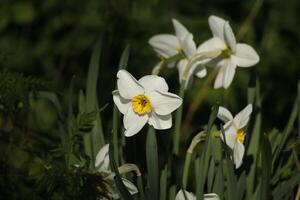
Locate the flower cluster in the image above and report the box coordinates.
[149,15,259,89]
[110,14,258,199]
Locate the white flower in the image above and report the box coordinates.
[95,144,138,199]
[175,189,220,200]
[197,15,260,89]
[113,70,182,137]
[148,19,207,88]
[217,104,253,168]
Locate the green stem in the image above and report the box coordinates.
[112,105,120,165]
[173,81,185,155]
[182,152,192,189]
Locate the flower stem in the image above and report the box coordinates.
[173,81,185,155]
[112,105,120,166]
[182,152,192,189]
[182,131,206,188]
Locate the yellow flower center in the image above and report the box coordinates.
[236,129,245,143]
[131,94,152,115]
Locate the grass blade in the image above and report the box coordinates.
[160,165,168,200]
[86,38,105,165]
[260,134,272,200]
[146,126,159,200]
[196,106,218,200]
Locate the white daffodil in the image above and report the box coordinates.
[175,189,220,200]
[217,104,253,168]
[149,19,207,88]
[94,144,138,199]
[197,15,260,89]
[113,69,182,137]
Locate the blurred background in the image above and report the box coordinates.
[0,0,299,198]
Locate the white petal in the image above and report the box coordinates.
[112,90,131,114]
[123,107,148,137]
[181,33,196,58]
[233,141,245,168]
[117,70,144,99]
[122,178,138,195]
[148,113,172,130]
[224,21,236,52]
[148,91,182,115]
[208,15,226,41]
[195,67,207,78]
[149,34,180,58]
[204,193,220,200]
[138,75,169,93]
[220,123,236,149]
[217,106,233,123]
[95,144,110,171]
[233,43,260,67]
[213,59,236,89]
[233,104,253,128]
[172,18,189,41]
[197,37,227,54]
[175,189,196,200]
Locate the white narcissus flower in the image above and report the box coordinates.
[113,70,182,137]
[197,15,260,89]
[175,189,220,200]
[95,144,138,199]
[217,104,253,168]
[149,19,207,88]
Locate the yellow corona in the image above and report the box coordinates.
[131,94,152,115]
[236,129,245,143]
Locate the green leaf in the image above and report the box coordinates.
[272,173,300,200]
[112,45,130,165]
[160,165,168,200]
[196,106,218,200]
[246,79,262,198]
[260,134,272,200]
[109,142,133,200]
[237,172,246,200]
[146,126,159,200]
[272,92,298,166]
[221,125,237,200]
[118,45,130,70]
[85,38,105,167]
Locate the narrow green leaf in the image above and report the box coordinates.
[86,38,105,163]
[173,81,185,155]
[212,163,224,199]
[113,45,130,165]
[118,45,130,70]
[260,134,272,200]
[169,185,177,200]
[146,126,159,200]
[109,142,133,200]
[272,173,300,200]
[272,96,298,166]
[246,80,262,197]
[207,158,215,192]
[196,106,218,200]
[237,172,246,200]
[221,126,237,200]
[160,165,168,200]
